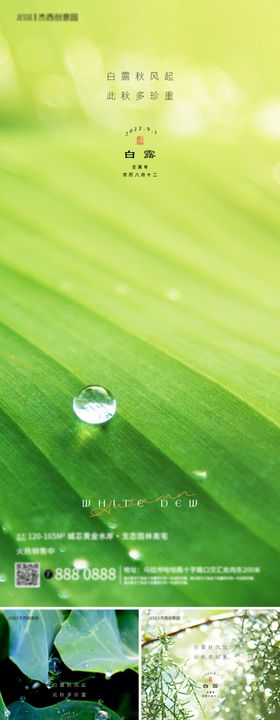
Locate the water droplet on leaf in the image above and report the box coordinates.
[128,548,142,560]
[192,469,208,479]
[49,657,63,675]
[73,386,116,425]
[73,558,89,570]
[165,287,182,301]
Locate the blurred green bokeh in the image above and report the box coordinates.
[1,0,280,133]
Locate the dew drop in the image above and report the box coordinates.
[128,548,142,561]
[105,670,112,680]
[106,521,118,530]
[95,711,109,720]
[246,673,256,684]
[115,283,130,295]
[1,525,10,534]
[49,657,63,675]
[20,696,25,702]
[73,558,89,570]
[165,287,182,301]
[192,469,208,479]
[200,624,209,633]
[0,575,6,583]
[73,385,117,425]
[4,711,10,718]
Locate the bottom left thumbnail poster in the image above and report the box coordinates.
[0,608,139,720]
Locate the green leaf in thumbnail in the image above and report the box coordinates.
[8,701,120,720]
[3,609,63,684]
[55,610,138,675]
[116,610,139,657]
[0,692,10,719]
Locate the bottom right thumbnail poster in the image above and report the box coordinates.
[141,607,280,720]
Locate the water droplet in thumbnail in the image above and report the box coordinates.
[73,386,116,425]
[105,670,112,680]
[49,656,63,675]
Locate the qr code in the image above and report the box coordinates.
[15,562,40,587]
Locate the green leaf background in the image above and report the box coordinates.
[0,1,279,607]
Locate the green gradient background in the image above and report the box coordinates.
[0,1,279,606]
